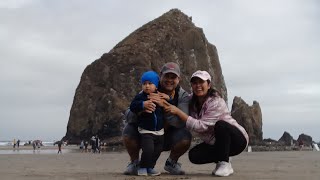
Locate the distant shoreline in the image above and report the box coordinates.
[0,144,315,153]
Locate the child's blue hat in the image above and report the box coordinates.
[141,71,159,88]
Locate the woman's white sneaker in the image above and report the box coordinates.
[214,161,234,177]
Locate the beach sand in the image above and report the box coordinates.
[0,146,319,180]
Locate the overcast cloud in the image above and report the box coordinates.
[0,0,319,142]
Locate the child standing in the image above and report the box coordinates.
[130,71,164,176]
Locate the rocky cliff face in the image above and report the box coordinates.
[231,96,263,145]
[64,9,227,143]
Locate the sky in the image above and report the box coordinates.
[0,0,319,142]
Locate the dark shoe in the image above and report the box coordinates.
[123,160,139,175]
[164,159,185,175]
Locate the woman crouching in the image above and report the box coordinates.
[163,70,249,177]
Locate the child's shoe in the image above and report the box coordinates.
[137,168,148,176]
[147,168,161,176]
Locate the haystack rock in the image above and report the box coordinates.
[63,9,227,143]
[231,96,262,145]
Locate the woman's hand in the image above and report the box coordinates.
[163,101,179,114]
[163,101,189,122]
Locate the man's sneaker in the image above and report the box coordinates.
[123,160,139,175]
[214,161,234,177]
[164,158,185,175]
[137,168,148,176]
[147,168,161,176]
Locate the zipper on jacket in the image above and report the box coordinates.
[153,112,157,131]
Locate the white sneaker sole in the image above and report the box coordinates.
[148,172,161,176]
[215,169,234,177]
[164,166,185,175]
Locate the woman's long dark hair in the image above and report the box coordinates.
[189,81,221,114]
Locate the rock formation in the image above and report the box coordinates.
[253,132,316,151]
[297,133,313,147]
[278,131,294,146]
[63,9,227,143]
[231,96,262,145]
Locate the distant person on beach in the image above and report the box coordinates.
[84,141,89,152]
[123,62,191,175]
[17,139,20,148]
[80,140,84,151]
[90,136,96,153]
[163,70,249,177]
[13,139,16,148]
[129,71,164,176]
[55,141,63,154]
[95,135,101,153]
[32,141,36,151]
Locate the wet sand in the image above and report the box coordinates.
[0,146,319,180]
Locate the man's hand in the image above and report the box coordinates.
[148,93,161,103]
[148,92,170,107]
[157,92,170,101]
[143,100,156,113]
